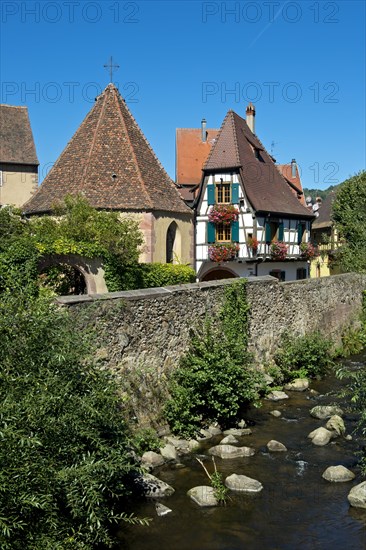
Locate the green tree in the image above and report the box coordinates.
[332,170,366,273]
[165,280,262,437]
[0,290,146,549]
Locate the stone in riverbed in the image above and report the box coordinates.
[238,419,247,428]
[284,378,309,392]
[269,410,282,417]
[155,502,173,516]
[322,465,355,482]
[139,473,175,498]
[208,444,255,459]
[220,435,239,445]
[267,390,289,401]
[310,405,344,420]
[348,481,366,509]
[141,451,165,468]
[267,439,287,452]
[225,473,263,493]
[160,444,178,461]
[223,428,252,436]
[187,486,218,507]
[325,415,345,436]
[207,425,222,436]
[308,427,334,446]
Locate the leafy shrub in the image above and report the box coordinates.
[274,331,335,381]
[0,291,146,549]
[165,280,263,438]
[104,262,196,292]
[131,428,162,456]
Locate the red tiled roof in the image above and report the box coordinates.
[24,84,190,215]
[203,110,314,219]
[277,163,306,206]
[0,104,39,165]
[176,128,218,185]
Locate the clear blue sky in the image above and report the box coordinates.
[1,0,365,188]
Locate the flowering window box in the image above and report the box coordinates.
[208,204,239,225]
[208,243,240,263]
[299,242,318,260]
[270,241,288,261]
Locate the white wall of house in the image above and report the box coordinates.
[196,171,311,281]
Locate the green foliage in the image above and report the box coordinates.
[131,428,162,456]
[336,361,366,475]
[196,457,228,504]
[274,332,335,381]
[0,290,146,549]
[332,170,366,273]
[0,207,40,295]
[165,280,262,438]
[303,185,339,203]
[104,262,196,292]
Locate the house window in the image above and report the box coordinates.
[216,223,231,242]
[216,183,231,204]
[296,268,307,280]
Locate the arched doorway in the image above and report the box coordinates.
[39,264,87,295]
[200,268,238,282]
[166,222,181,263]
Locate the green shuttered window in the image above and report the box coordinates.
[278,222,284,241]
[231,220,239,242]
[265,222,272,244]
[207,184,215,205]
[231,183,239,204]
[207,222,216,243]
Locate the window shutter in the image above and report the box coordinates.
[265,222,271,244]
[207,222,215,243]
[231,220,239,242]
[207,184,215,205]
[232,183,239,204]
[278,222,284,241]
[297,223,304,244]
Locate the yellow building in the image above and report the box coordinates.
[310,192,341,277]
[0,104,38,207]
[23,84,193,266]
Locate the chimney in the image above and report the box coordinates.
[246,103,256,134]
[291,158,297,178]
[201,118,207,142]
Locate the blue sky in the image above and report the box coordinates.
[1,0,365,188]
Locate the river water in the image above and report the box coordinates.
[119,353,366,550]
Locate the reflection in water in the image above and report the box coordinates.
[119,353,366,550]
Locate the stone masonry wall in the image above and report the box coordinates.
[58,273,366,371]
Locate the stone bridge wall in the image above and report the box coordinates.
[58,273,366,371]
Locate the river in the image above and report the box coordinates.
[119,352,366,550]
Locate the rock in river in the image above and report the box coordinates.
[225,474,263,493]
[267,390,289,401]
[155,502,173,516]
[139,473,175,498]
[284,378,309,392]
[220,435,239,445]
[141,451,165,469]
[310,405,344,420]
[267,439,287,452]
[348,481,366,509]
[187,486,218,507]
[322,465,355,482]
[308,427,334,446]
[208,444,255,459]
[325,415,346,436]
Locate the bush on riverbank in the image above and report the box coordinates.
[273,331,335,381]
[0,290,146,549]
[164,280,263,438]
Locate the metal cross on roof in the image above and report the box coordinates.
[104,56,120,83]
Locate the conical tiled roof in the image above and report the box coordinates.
[24,84,190,214]
[204,110,313,219]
